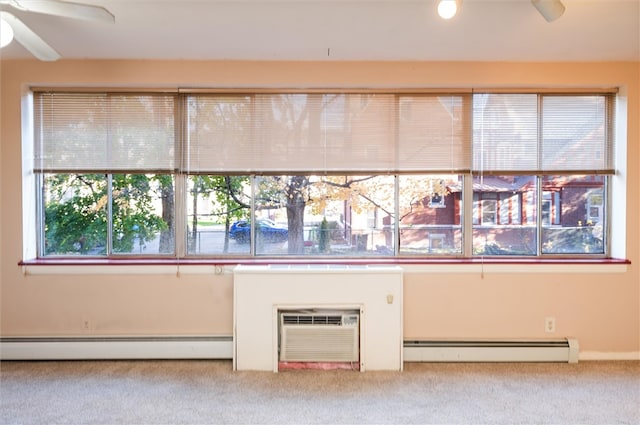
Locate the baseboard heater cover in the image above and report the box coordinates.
[0,336,233,360]
[404,339,579,363]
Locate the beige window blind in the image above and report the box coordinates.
[185,92,471,174]
[34,92,177,173]
[34,90,613,176]
[472,93,615,175]
[398,94,471,173]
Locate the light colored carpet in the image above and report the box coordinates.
[1,360,638,424]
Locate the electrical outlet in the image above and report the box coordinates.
[545,317,556,333]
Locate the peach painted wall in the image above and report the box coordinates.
[1,60,638,356]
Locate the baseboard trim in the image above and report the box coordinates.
[0,336,234,360]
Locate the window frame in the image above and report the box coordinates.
[30,89,617,261]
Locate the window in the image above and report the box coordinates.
[253,174,397,256]
[427,180,447,208]
[187,175,250,256]
[541,192,554,225]
[35,93,176,257]
[482,199,497,224]
[541,175,606,254]
[473,176,537,255]
[471,93,614,256]
[399,174,462,255]
[42,174,176,256]
[31,90,615,259]
[429,194,445,208]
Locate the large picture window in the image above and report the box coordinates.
[32,90,615,259]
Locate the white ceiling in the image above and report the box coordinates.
[1,0,639,62]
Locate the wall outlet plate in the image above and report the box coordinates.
[545,317,556,333]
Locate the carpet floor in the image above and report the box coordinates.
[1,360,638,424]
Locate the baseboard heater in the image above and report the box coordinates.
[0,336,233,360]
[2,337,577,363]
[404,339,579,363]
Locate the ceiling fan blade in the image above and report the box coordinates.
[0,11,60,61]
[6,0,114,23]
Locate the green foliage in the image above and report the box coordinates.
[318,217,330,253]
[212,176,250,222]
[44,173,168,255]
[111,174,167,253]
[190,175,250,223]
[44,174,107,255]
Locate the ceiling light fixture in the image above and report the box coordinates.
[437,0,461,20]
[0,17,13,48]
[531,0,565,22]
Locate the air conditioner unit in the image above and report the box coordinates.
[279,310,360,363]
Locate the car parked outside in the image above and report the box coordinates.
[229,219,288,244]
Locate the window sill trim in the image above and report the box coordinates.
[18,258,630,275]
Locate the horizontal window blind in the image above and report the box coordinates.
[34,92,177,173]
[33,90,614,176]
[540,95,613,173]
[184,94,253,173]
[472,93,614,175]
[473,93,538,173]
[185,93,471,174]
[399,94,471,173]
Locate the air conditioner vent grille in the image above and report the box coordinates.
[282,328,358,361]
[279,311,360,363]
[282,314,343,326]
